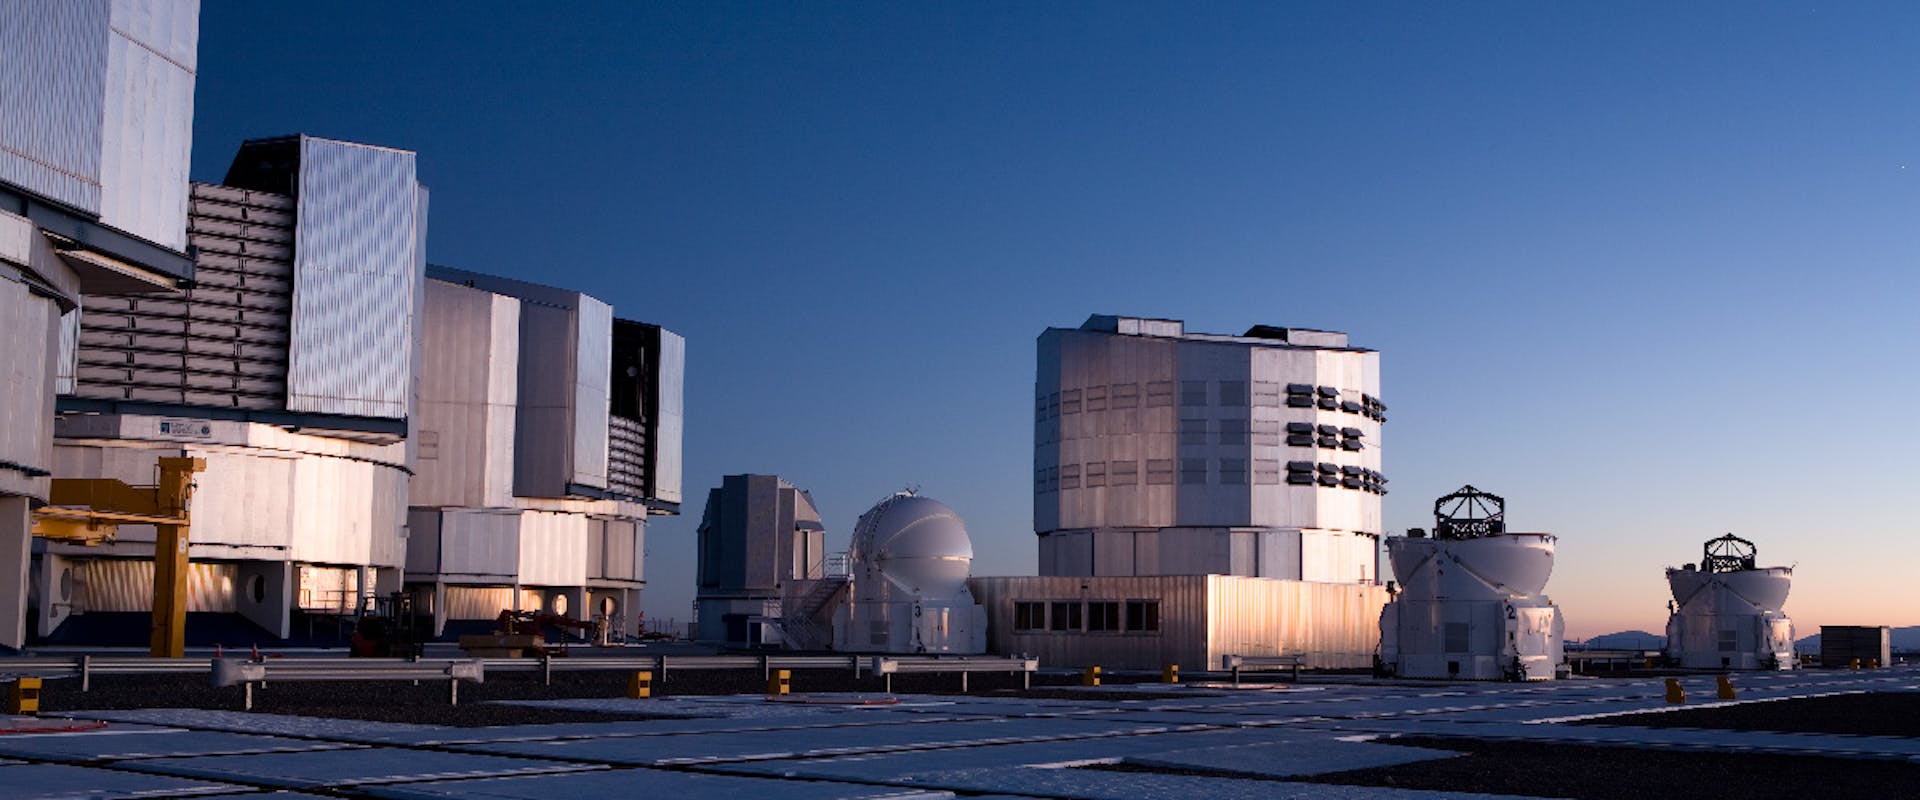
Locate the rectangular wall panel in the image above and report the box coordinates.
[285,137,422,419]
[96,0,197,252]
[649,329,684,505]
[569,295,612,490]
[0,1,109,213]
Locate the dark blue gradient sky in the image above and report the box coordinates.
[189,1,1920,637]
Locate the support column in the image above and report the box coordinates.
[150,523,188,657]
[431,582,447,638]
[0,497,31,651]
[567,586,589,641]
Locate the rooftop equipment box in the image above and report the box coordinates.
[1819,625,1891,668]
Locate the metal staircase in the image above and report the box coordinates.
[778,554,850,651]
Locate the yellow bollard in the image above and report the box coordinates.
[1850,658,1861,671]
[1664,678,1686,705]
[6,677,41,715]
[627,670,652,699]
[1716,675,1736,700]
[767,669,790,696]
[1869,659,1880,669]
[1082,666,1101,687]
[1162,664,1179,684]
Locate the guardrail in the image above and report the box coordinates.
[1222,654,1305,684]
[212,657,484,710]
[873,656,1040,692]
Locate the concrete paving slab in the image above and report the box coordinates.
[462,717,1193,765]
[1124,738,1460,777]
[362,768,955,800]
[366,713,972,745]
[708,728,1309,780]
[0,729,357,761]
[0,762,242,799]
[124,747,599,788]
[64,709,439,741]
[866,764,1551,800]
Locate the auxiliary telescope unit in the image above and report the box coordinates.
[1377,485,1565,681]
[1664,534,1795,670]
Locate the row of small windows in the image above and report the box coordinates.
[1012,600,1161,633]
[1286,461,1388,494]
[1036,383,1386,422]
[1174,419,1365,451]
[1037,460,1387,491]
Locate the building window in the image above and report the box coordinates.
[1252,419,1281,446]
[1110,460,1138,485]
[1179,418,1208,445]
[1217,418,1247,446]
[1146,459,1175,485]
[1111,383,1140,409]
[1718,628,1738,652]
[1014,601,1047,631]
[1146,381,1174,407]
[1050,601,1082,631]
[1060,388,1081,415]
[1047,392,1061,418]
[1253,459,1280,484]
[1252,381,1280,406]
[1126,600,1161,631]
[1180,458,1208,485]
[1087,601,1121,632]
[1218,380,1247,406]
[1035,396,1048,422]
[1084,385,1107,411]
[1180,380,1208,406]
[1084,462,1107,488]
[1059,464,1080,490]
[1219,458,1247,485]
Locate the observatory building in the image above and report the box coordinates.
[1,1,202,650]
[404,268,683,640]
[692,475,832,648]
[39,135,428,644]
[1378,486,1565,681]
[1664,534,1795,670]
[970,316,1390,670]
[833,492,987,654]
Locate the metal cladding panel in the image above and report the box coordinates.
[517,510,589,586]
[286,452,407,568]
[435,509,522,579]
[285,137,423,419]
[0,0,108,212]
[570,295,612,490]
[444,585,517,620]
[180,449,295,548]
[414,280,520,508]
[96,0,197,251]
[593,518,640,581]
[78,559,235,613]
[1173,340,1252,527]
[1042,330,1178,533]
[511,303,577,499]
[0,276,60,499]
[404,508,440,574]
[650,328,684,505]
[1204,574,1387,669]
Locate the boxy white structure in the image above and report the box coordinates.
[38,135,427,643]
[1,0,203,650]
[405,269,683,639]
[1378,486,1565,681]
[1664,534,1795,670]
[692,474,831,649]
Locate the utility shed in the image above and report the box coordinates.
[967,575,1386,670]
[1820,625,1891,668]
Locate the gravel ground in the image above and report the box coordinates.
[31,666,1203,726]
[1577,691,1920,737]
[1095,737,1920,799]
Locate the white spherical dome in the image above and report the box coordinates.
[851,492,974,595]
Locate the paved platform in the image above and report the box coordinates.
[4,666,1914,799]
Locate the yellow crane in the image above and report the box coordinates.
[30,457,205,657]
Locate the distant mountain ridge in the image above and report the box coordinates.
[1574,630,1665,650]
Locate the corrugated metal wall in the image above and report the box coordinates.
[430,508,520,581]
[967,575,1385,670]
[79,559,235,613]
[0,271,60,500]
[570,295,612,490]
[0,1,109,214]
[73,183,293,408]
[650,329,684,505]
[285,137,423,419]
[517,510,588,586]
[1205,575,1386,669]
[96,0,197,252]
[414,279,519,509]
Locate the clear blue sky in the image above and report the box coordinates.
[191,2,1920,639]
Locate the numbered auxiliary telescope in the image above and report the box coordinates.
[1378,486,1565,681]
[1664,534,1795,670]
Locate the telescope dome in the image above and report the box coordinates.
[850,492,974,595]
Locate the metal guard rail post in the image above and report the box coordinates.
[211,658,484,710]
